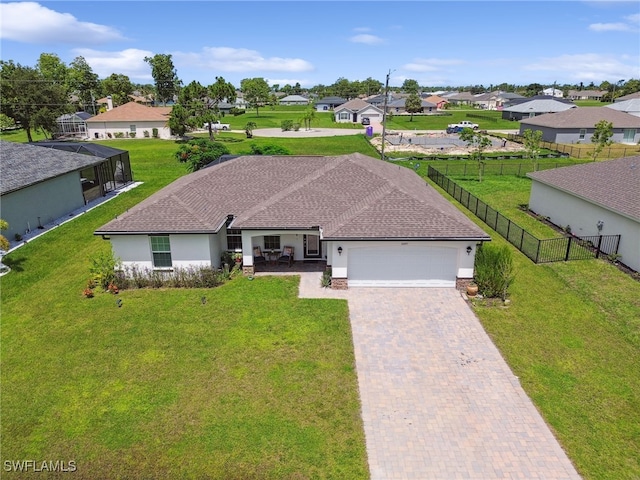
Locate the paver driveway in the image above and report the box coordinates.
[298,275,581,479]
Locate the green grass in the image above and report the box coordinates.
[384,109,517,130]
[0,134,372,478]
[426,175,640,480]
[447,175,562,239]
[220,110,356,130]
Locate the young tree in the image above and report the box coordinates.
[144,53,180,106]
[241,77,270,116]
[404,93,422,121]
[591,120,613,161]
[459,128,492,182]
[299,106,316,131]
[68,56,100,112]
[244,121,257,138]
[101,73,134,106]
[522,129,543,171]
[167,103,190,137]
[174,138,230,172]
[0,61,69,142]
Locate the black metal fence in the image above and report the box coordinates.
[434,162,573,177]
[507,133,640,159]
[428,166,621,264]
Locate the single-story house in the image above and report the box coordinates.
[95,153,490,288]
[86,102,172,139]
[278,95,309,106]
[55,112,92,138]
[519,107,640,144]
[315,96,347,111]
[333,99,384,123]
[422,95,448,110]
[1,141,133,240]
[527,156,640,272]
[606,98,640,117]
[472,91,526,110]
[541,87,563,98]
[365,94,400,108]
[445,91,476,105]
[501,98,576,121]
[567,90,607,101]
[385,97,436,114]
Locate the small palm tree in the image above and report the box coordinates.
[245,121,257,138]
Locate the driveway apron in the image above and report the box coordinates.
[301,279,581,479]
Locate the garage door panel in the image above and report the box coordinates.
[348,246,457,287]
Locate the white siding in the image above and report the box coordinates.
[529,181,640,272]
[87,121,171,140]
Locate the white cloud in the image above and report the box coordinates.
[349,34,384,45]
[0,2,124,44]
[589,12,640,32]
[73,48,153,80]
[524,53,640,81]
[173,47,314,73]
[403,58,465,72]
[589,22,631,32]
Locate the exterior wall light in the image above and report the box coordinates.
[466,246,472,255]
[337,246,343,256]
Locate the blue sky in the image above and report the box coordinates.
[1,1,639,89]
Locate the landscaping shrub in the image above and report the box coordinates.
[281,119,293,131]
[152,128,158,138]
[474,243,515,300]
[113,264,239,290]
[248,143,291,155]
[89,251,120,291]
[174,138,230,172]
[230,107,245,116]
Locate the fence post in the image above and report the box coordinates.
[595,235,602,259]
[564,236,573,261]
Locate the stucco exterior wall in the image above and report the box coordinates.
[1,172,85,239]
[520,125,639,144]
[87,121,171,140]
[529,181,640,271]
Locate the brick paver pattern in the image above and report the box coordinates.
[298,273,581,480]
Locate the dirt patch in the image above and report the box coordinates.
[372,132,523,156]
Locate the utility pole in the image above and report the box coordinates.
[380,69,391,161]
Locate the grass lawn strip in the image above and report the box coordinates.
[426,174,640,480]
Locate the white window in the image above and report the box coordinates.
[339,112,349,120]
[150,236,172,268]
[130,124,136,133]
[226,229,242,250]
[579,129,586,140]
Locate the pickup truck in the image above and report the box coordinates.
[446,120,479,133]
[203,121,230,130]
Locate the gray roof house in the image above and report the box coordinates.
[606,98,640,117]
[1,141,132,240]
[95,153,490,288]
[501,98,576,121]
[527,156,640,272]
[385,98,437,114]
[315,96,347,111]
[519,107,640,144]
[333,99,384,123]
[278,95,309,105]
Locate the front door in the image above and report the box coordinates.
[304,234,321,258]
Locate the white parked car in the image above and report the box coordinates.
[203,121,230,130]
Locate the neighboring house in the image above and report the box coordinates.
[615,91,640,102]
[606,98,640,117]
[86,102,172,139]
[527,156,640,272]
[445,91,476,105]
[55,112,92,138]
[502,98,576,121]
[278,95,309,105]
[385,98,436,114]
[334,99,384,123]
[1,141,133,240]
[541,87,563,97]
[315,96,347,111]
[95,153,490,288]
[519,107,640,144]
[567,90,607,101]
[128,94,154,106]
[422,95,448,110]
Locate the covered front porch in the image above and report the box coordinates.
[251,259,328,276]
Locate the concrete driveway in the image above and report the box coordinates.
[298,274,581,479]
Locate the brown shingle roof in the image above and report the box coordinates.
[96,153,489,241]
[527,156,640,221]
[86,102,170,122]
[334,98,382,113]
[520,106,640,128]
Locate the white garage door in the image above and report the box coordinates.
[348,246,458,287]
